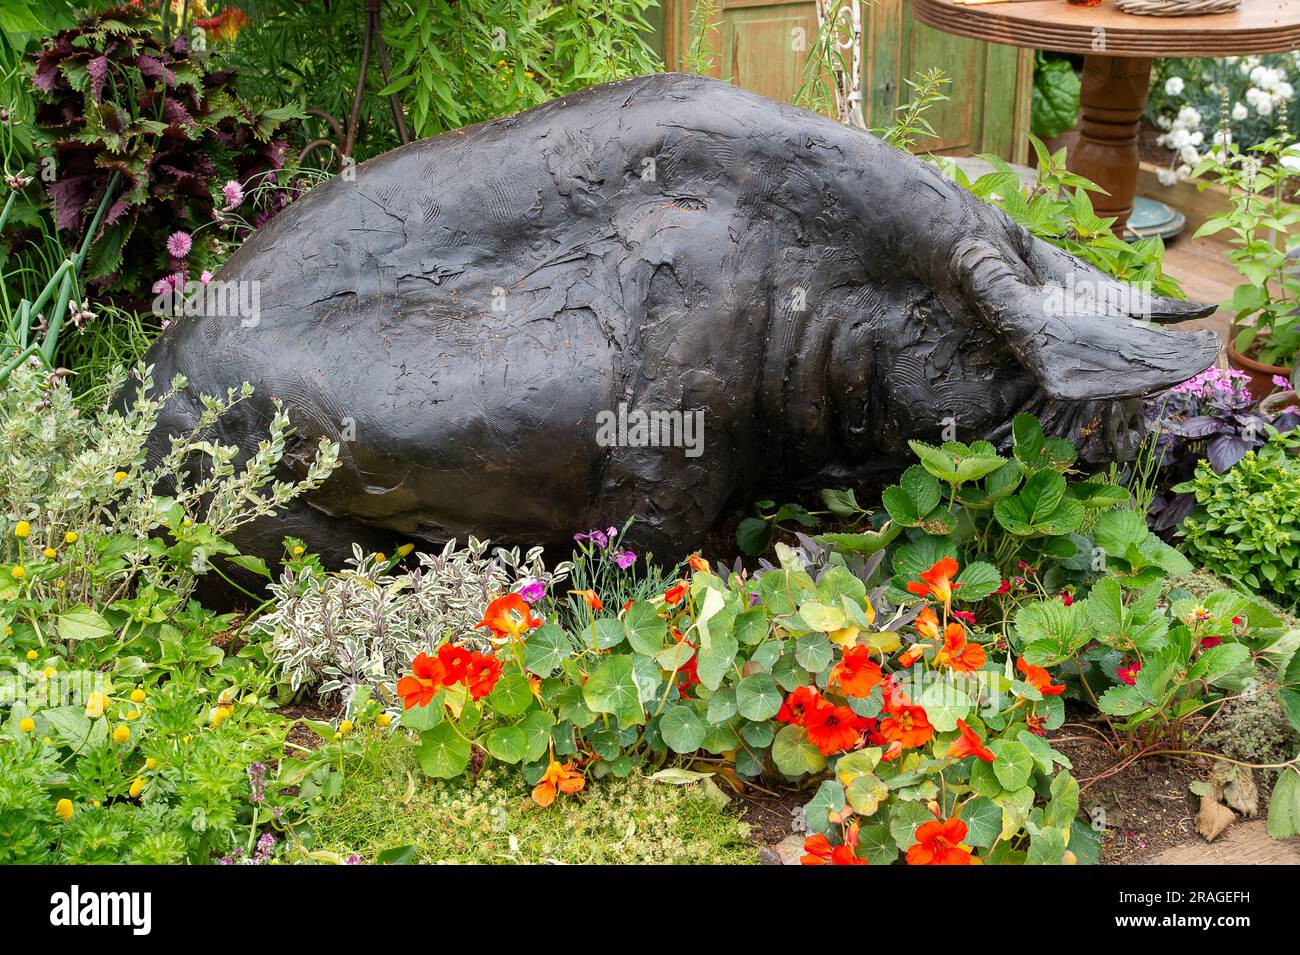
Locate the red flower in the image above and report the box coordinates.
[1017,658,1065,696]
[777,685,822,725]
[945,718,995,762]
[935,623,986,673]
[1061,592,1074,607]
[437,642,473,684]
[800,833,867,865]
[907,557,961,605]
[1201,636,1223,649]
[663,581,688,606]
[830,645,883,697]
[475,593,543,640]
[196,6,248,42]
[622,599,634,613]
[465,652,504,700]
[878,700,934,749]
[804,703,870,756]
[396,652,446,710]
[906,817,973,865]
[570,589,603,612]
[951,609,977,626]
[914,605,940,641]
[1115,661,1141,686]
[995,580,1012,595]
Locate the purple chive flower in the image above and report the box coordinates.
[222,179,245,210]
[613,549,636,569]
[166,231,193,258]
[345,854,362,865]
[254,832,276,862]
[516,577,546,604]
[1273,374,1293,391]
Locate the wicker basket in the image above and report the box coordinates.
[1114,0,1240,16]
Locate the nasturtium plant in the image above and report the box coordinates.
[394,542,1090,864]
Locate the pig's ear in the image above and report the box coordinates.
[954,240,1220,401]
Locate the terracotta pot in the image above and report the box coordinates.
[1226,326,1294,402]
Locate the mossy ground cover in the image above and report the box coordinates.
[299,732,759,865]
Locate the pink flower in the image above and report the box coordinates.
[222,179,244,210]
[200,270,213,285]
[167,231,193,258]
[1273,374,1293,391]
[952,609,976,626]
[1116,661,1141,686]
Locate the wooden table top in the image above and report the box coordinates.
[910,0,1300,56]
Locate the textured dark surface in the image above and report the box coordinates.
[140,72,1220,575]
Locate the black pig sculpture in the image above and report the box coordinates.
[139,72,1219,575]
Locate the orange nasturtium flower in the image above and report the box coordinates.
[804,702,871,756]
[933,623,986,673]
[800,833,867,866]
[687,554,709,573]
[914,605,941,641]
[878,700,934,749]
[897,644,926,667]
[465,652,504,700]
[906,816,975,865]
[907,556,962,606]
[663,581,688,606]
[570,589,603,612]
[397,652,447,709]
[830,645,883,697]
[945,718,995,763]
[437,642,473,684]
[531,760,585,807]
[1017,658,1066,696]
[475,593,543,640]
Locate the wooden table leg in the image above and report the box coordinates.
[1067,54,1153,235]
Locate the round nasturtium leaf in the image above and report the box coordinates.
[736,673,782,721]
[660,704,706,754]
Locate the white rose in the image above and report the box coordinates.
[1164,76,1185,96]
[1257,97,1275,117]
[1179,145,1200,166]
[1281,146,1300,172]
[1276,81,1294,101]
[1177,164,1193,180]
[1246,87,1263,106]
[1232,102,1249,121]
[1157,167,1177,187]
[1169,129,1192,150]
[1188,130,1204,146]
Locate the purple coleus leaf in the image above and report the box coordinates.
[1165,415,1224,439]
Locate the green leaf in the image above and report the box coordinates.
[586,618,626,651]
[695,631,738,691]
[953,560,1001,602]
[1015,598,1093,667]
[524,623,571,678]
[583,655,645,728]
[1030,57,1080,140]
[1097,683,1147,716]
[856,823,899,864]
[989,739,1034,791]
[660,704,707,754]
[804,779,847,834]
[736,673,782,721]
[483,726,527,763]
[1026,826,1068,865]
[917,681,971,732]
[488,673,534,718]
[1266,767,1300,839]
[57,606,114,643]
[771,723,825,777]
[519,710,556,762]
[994,469,1085,536]
[795,633,834,673]
[416,723,470,779]
[889,800,934,850]
[960,796,1002,848]
[624,601,667,655]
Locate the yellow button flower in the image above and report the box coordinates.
[376,713,392,728]
[374,552,386,562]
[42,666,57,679]
[10,565,24,579]
[291,545,305,556]
[129,778,145,798]
[43,547,56,559]
[113,470,127,483]
[145,757,158,770]
[84,691,107,718]
[55,798,74,821]
[396,542,414,557]
[65,531,78,543]
[126,710,140,720]
[130,688,146,703]
[112,724,130,744]
[14,520,30,538]
[210,707,230,728]
[25,648,36,659]
[19,717,35,734]
[338,719,354,736]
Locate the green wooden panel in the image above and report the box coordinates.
[664,0,1030,162]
